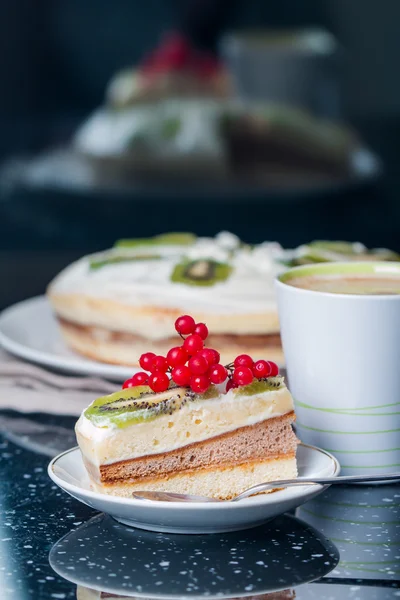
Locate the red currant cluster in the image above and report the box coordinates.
[122,315,279,395]
[140,33,220,79]
[225,355,279,392]
[123,315,226,394]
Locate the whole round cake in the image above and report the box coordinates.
[47,232,285,366]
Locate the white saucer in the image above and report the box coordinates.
[48,443,340,534]
[0,296,136,381]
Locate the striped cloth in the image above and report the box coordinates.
[0,347,115,417]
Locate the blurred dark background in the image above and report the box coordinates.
[1,0,399,155]
[0,0,399,306]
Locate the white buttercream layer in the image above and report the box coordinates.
[49,233,285,327]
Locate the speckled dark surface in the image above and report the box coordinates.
[49,512,339,596]
[1,414,400,600]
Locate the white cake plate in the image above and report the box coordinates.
[0,296,137,381]
[48,443,340,534]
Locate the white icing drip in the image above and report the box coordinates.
[50,233,286,315]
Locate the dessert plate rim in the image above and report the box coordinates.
[48,443,340,514]
[0,295,139,381]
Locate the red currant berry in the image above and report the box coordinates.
[190,375,210,394]
[148,372,170,393]
[130,371,149,386]
[266,361,279,377]
[139,352,156,371]
[171,365,191,386]
[234,354,254,369]
[150,355,169,373]
[252,359,272,378]
[198,347,220,366]
[183,334,204,356]
[233,366,254,387]
[175,315,196,336]
[225,378,238,392]
[166,346,188,368]
[209,364,228,384]
[158,33,190,69]
[194,322,208,340]
[195,55,220,78]
[122,377,136,389]
[188,354,209,375]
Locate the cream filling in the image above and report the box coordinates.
[90,457,298,499]
[75,386,294,467]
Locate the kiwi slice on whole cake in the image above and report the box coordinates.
[89,254,162,270]
[368,248,400,261]
[234,376,284,397]
[171,259,233,287]
[160,117,181,140]
[304,241,400,263]
[309,241,357,255]
[115,233,196,249]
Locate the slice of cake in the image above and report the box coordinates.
[47,232,284,367]
[74,31,357,182]
[75,314,299,500]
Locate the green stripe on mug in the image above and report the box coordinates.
[296,422,400,434]
[324,447,400,454]
[278,260,400,283]
[295,398,400,416]
[341,463,400,469]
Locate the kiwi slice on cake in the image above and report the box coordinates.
[85,384,219,428]
[234,376,284,397]
[309,241,357,255]
[300,241,400,264]
[115,233,196,249]
[160,117,181,140]
[85,386,192,428]
[89,253,162,270]
[367,248,400,261]
[171,259,233,287]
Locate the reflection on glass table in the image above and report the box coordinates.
[2,419,400,600]
[49,512,338,597]
[76,588,295,599]
[296,483,400,598]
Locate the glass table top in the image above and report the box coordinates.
[0,413,399,600]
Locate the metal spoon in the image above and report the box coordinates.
[132,472,400,503]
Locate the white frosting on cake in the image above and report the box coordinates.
[75,99,227,161]
[49,232,286,316]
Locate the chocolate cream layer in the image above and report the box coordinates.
[89,413,297,484]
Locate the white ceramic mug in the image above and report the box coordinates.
[220,28,341,118]
[276,262,400,475]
